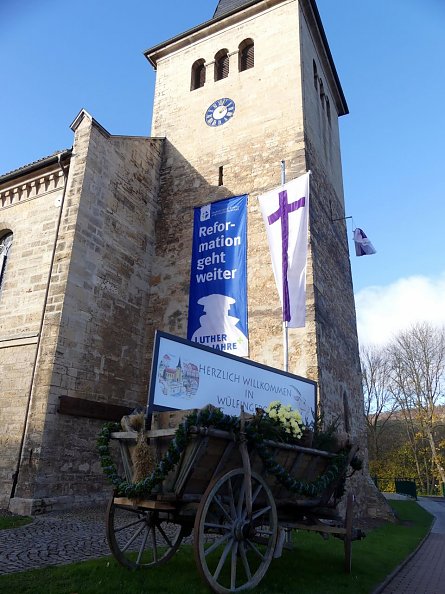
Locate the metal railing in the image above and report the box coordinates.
[373,476,417,499]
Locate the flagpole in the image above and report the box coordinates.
[280,160,289,372]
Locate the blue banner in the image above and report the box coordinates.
[187,195,248,356]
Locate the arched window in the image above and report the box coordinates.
[191,59,206,91]
[214,49,229,81]
[313,60,318,90]
[326,96,331,124]
[319,79,325,109]
[0,231,13,293]
[238,39,254,72]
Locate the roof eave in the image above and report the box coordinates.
[308,0,348,115]
[0,150,72,185]
[144,0,273,69]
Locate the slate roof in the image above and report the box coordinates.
[145,0,260,61]
[213,0,254,19]
[0,149,72,184]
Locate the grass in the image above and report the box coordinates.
[0,501,432,594]
[0,515,33,530]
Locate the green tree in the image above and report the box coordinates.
[387,323,445,492]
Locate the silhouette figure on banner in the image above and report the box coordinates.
[191,294,248,355]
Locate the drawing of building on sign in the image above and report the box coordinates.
[158,354,200,397]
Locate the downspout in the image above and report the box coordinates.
[10,151,71,499]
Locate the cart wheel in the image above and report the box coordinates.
[194,469,278,593]
[344,492,354,573]
[106,495,184,569]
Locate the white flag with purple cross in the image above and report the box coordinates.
[258,172,310,328]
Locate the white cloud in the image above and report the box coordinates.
[355,274,445,346]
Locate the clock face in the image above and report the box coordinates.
[205,98,235,127]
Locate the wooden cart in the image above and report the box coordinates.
[105,409,363,593]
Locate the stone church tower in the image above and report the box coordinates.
[145,0,381,514]
[146,0,363,444]
[0,0,385,516]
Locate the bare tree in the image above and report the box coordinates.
[388,323,445,489]
[388,380,427,489]
[361,344,397,461]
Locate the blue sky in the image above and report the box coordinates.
[2,0,444,345]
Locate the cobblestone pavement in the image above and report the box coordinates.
[377,497,445,594]
[0,504,110,575]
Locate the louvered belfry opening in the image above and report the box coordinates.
[313,60,318,90]
[215,50,229,81]
[0,231,13,291]
[239,39,254,72]
[191,59,206,90]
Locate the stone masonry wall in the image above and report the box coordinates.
[299,7,390,518]
[149,1,315,377]
[147,0,349,394]
[13,113,163,504]
[0,165,66,506]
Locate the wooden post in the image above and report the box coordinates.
[239,406,252,518]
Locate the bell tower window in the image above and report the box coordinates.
[238,39,254,72]
[191,59,206,90]
[319,79,325,108]
[0,231,13,294]
[214,49,229,81]
[313,60,318,90]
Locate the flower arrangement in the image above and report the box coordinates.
[265,400,304,440]
[248,401,307,445]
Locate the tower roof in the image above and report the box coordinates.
[213,0,254,19]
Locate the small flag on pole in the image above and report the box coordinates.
[353,228,376,256]
[258,172,310,328]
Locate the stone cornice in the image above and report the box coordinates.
[0,166,66,210]
[0,332,39,349]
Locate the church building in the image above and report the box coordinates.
[0,0,386,517]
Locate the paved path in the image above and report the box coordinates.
[377,497,445,594]
[0,504,110,575]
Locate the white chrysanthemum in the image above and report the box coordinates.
[267,400,281,409]
[265,400,304,438]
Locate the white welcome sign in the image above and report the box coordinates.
[147,331,316,424]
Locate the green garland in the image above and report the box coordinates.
[246,425,350,498]
[97,408,239,499]
[97,408,354,500]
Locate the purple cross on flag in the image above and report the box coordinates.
[258,172,310,328]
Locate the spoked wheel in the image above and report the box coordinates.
[106,495,185,569]
[194,469,278,593]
